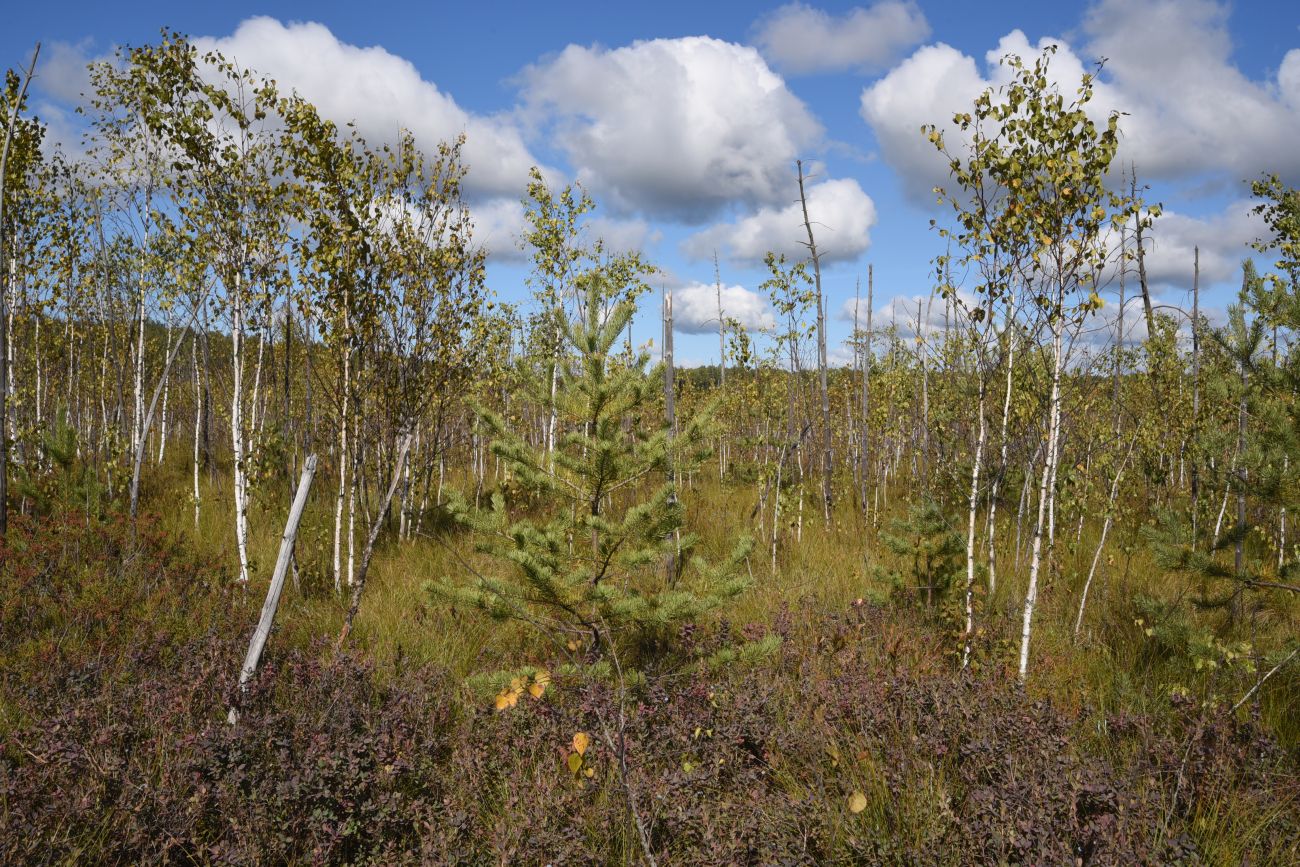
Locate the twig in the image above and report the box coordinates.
[1233,646,1300,713]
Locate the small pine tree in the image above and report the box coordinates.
[428,273,755,682]
[15,412,105,518]
[874,498,965,608]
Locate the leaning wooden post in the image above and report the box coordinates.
[228,454,318,724]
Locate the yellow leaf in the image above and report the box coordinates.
[573,732,590,756]
[567,752,583,774]
[528,682,546,699]
[849,791,868,814]
[584,767,594,778]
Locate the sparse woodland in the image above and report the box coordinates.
[2,33,1300,865]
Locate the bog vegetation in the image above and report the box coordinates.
[1,34,1298,865]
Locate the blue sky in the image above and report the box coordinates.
[5,1,1299,365]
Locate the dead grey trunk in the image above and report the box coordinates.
[228,454,318,724]
[797,160,833,524]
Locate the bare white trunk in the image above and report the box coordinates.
[1019,314,1063,682]
[333,326,351,592]
[229,455,317,725]
[347,429,358,588]
[192,330,201,530]
[33,317,41,429]
[963,372,987,668]
[988,324,1016,596]
[546,339,559,468]
[231,283,251,585]
[157,320,172,464]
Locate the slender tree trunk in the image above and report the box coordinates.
[157,319,172,464]
[348,414,359,587]
[861,267,873,517]
[131,259,146,458]
[1019,306,1064,682]
[33,316,41,430]
[1191,246,1202,547]
[228,454,317,724]
[1235,355,1248,618]
[130,318,192,518]
[333,317,351,592]
[231,279,251,585]
[664,288,679,583]
[192,328,202,529]
[0,42,39,538]
[1075,438,1134,637]
[988,321,1016,596]
[1132,167,1155,341]
[797,160,833,522]
[337,432,414,649]
[963,351,988,668]
[201,326,214,481]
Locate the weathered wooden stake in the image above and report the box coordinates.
[228,454,318,724]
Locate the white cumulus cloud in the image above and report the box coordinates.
[1140,200,1265,289]
[196,17,542,198]
[752,1,930,74]
[671,282,775,334]
[684,177,877,264]
[1081,0,1300,181]
[471,200,660,264]
[860,1,1300,203]
[860,32,1097,203]
[520,36,822,221]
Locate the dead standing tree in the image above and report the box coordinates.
[796,159,833,524]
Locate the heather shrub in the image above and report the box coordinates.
[2,518,1296,864]
[3,607,1294,864]
[0,509,229,719]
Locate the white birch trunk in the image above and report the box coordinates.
[231,279,251,585]
[192,330,202,530]
[333,318,351,592]
[1019,311,1064,682]
[157,320,172,464]
[988,324,1016,596]
[963,370,987,668]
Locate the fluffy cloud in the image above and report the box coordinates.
[470,198,530,262]
[585,216,659,256]
[36,40,101,104]
[684,177,876,264]
[672,282,775,334]
[1081,0,1300,181]
[471,200,659,264]
[858,290,974,339]
[1140,200,1265,289]
[860,32,1099,202]
[861,1,1300,202]
[520,37,822,221]
[196,17,540,198]
[752,1,930,74]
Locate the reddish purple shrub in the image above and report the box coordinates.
[2,519,1296,864]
